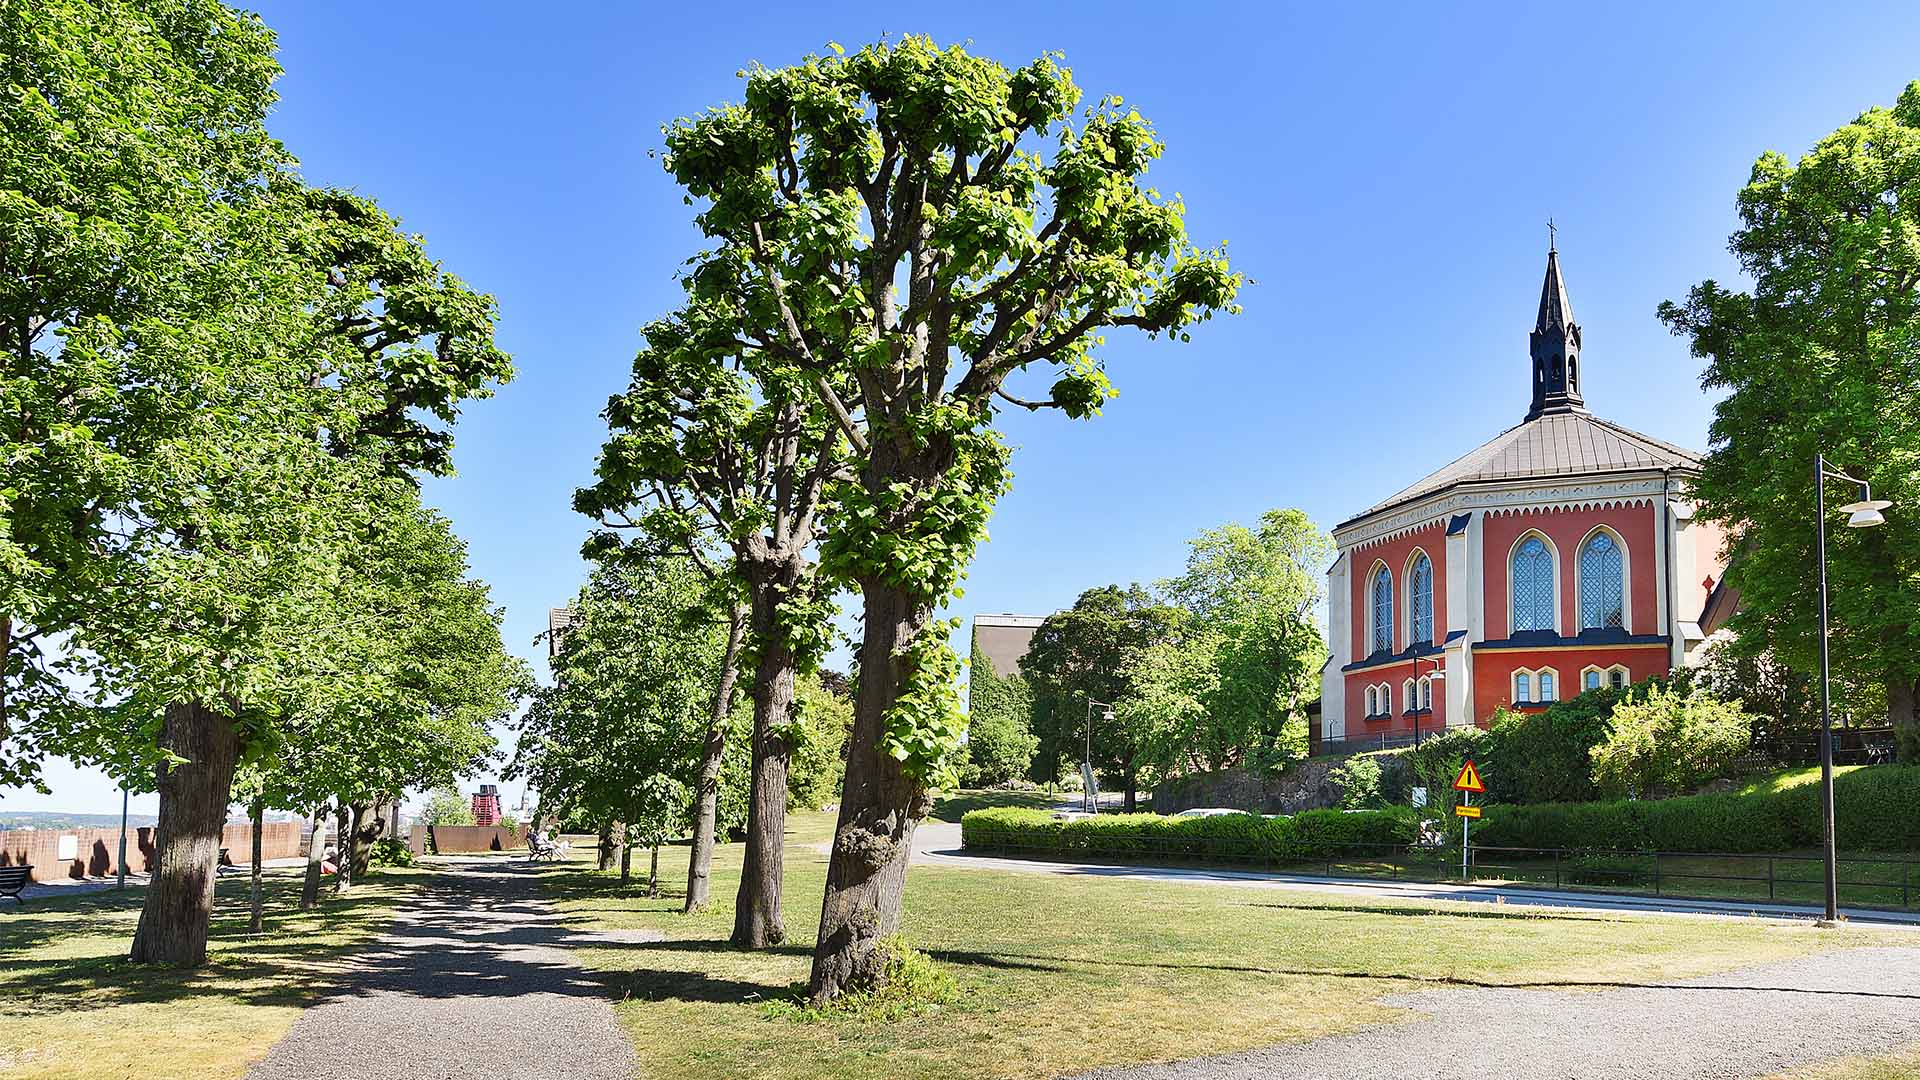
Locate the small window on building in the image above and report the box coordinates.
[1402,679,1415,712]
[1419,676,1432,710]
[1365,686,1377,716]
[1585,669,1602,691]
[1514,671,1532,703]
[1609,667,1627,690]
[1539,671,1556,702]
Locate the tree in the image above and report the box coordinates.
[508,555,729,891]
[1022,586,1182,808]
[577,268,843,943]
[1660,81,1920,759]
[961,658,1037,787]
[661,37,1238,999]
[1588,686,1754,799]
[788,673,855,810]
[421,788,475,826]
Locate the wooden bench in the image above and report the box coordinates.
[0,864,31,905]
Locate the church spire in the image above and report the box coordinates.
[1526,240,1587,421]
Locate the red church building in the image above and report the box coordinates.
[1320,247,1728,744]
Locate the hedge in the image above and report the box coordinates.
[1475,765,1920,854]
[960,806,1416,863]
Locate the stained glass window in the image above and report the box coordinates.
[1579,531,1625,630]
[1512,536,1554,631]
[1370,566,1393,654]
[1409,553,1434,645]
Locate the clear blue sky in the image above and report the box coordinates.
[12,1,1920,814]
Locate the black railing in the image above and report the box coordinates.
[959,830,1920,911]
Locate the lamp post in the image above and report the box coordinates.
[1083,699,1116,813]
[1412,655,1445,749]
[1814,452,1891,925]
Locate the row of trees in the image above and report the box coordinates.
[965,508,1328,806]
[521,36,1240,1001]
[0,1,524,964]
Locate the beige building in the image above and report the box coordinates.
[970,613,1047,679]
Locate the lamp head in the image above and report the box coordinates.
[1840,481,1892,527]
[1100,706,1116,722]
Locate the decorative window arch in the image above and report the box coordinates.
[1402,678,1416,713]
[1513,670,1532,704]
[1510,532,1557,633]
[1577,527,1626,631]
[1368,563,1394,654]
[1407,550,1434,646]
[1366,685,1378,716]
[1417,675,1433,711]
[1580,664,1631,693]
[1513,665,1561,704]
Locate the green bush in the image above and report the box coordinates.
[960,805,1415,864]
[1476,764,1920,854]
[368,837,414,868]
[1589,685,1752,798]
[1329,756,1385,810]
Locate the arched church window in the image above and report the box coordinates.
[1514,671,1532,703]
[1370,566,1393,654]
[1579,531,1624,630]
[1409,553,1434,646]
[1511,536,1555,632]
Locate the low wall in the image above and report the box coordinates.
[1152,759,1345,816]
[422,824,527,854]
[0,821,303,882]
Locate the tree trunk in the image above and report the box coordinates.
[333,803,354,892]
[1123,764,1137,813]
[597,820,615,872]
[1890,674,1920,762]
[300,804,327,910]
[686,601,748,913]
[129,699,242,967]
[349,799,382,878]
[619,833,632,883]
[808,581,933,1002]
[248,800,265,935]
[733,570,800,948]
[648,844,660,897]
[0,614,10,744]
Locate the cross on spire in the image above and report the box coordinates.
[1548,217,1557,253]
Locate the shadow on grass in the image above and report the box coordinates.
[1239,900,1633,924]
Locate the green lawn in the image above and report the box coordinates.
[549,792,1913,1080]
[0,868,422,1080]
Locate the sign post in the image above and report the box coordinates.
[1453,759,1485,881]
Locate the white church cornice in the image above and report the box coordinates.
[1336,471,1682,553]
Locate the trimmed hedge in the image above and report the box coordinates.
[1476,765,1920,854]
[960,805,1416,863]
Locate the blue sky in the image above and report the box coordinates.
[12,1,1920,814]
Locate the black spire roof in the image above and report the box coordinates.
[1526,245,1587,421]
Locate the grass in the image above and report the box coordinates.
[924,788,1062,823]
[1772,1046,1920,1079]
[0,868,422,1080]
[548,792,1914,1080]
[1737,764,1865,796]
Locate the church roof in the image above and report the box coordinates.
[1340,411,1703,528]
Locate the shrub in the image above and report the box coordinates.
[1329,756,1385,810]
[1588,686,1752,798]
[960,805,1415,864]
[1402,728,1486,818]
[1480,694,1615,803]
[1476,764,1920,854]
[961,668,1038,787]
[368,837,414,868]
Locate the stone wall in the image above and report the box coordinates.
[1152,758,1347,816]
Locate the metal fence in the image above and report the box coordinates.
[960,829,1920,911]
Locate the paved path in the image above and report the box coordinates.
[912,820,1920,927]
[245,856,640,1080]
[1072,945,1920,1080]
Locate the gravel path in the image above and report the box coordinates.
[245,856,643,1080]
[1073,945,1920,1080]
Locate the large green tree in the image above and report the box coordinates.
[660,37,1238,999]
[1660,81,1920,757]
[1022,585,1182,808]
[577,261,843,943]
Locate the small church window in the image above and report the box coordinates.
[1514,671,1532,703]
[1579,531,1625,630]
[1366,686,1378,716]
[1370,566,1393,654]
[1610,667,1627,690]
[1585,669,1602,691]
[1539,671,1555,702]
[1512,536,1555,632]
[1409,553,1434,646]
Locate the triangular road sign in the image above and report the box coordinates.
[1453,759,1485,793]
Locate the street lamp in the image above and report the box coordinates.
[1815,452,1892,925]
[1412,655,1445,749]
[1083,699,1116,813]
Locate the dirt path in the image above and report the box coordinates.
[244,856,641,1080]
[1072,945,1920,1080]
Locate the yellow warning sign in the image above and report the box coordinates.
[1455,804,1481,818]
[1453,759,1485,793]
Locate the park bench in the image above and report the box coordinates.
[0,865,30,905]
[216,847,240,876]
[527,834,560,863]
